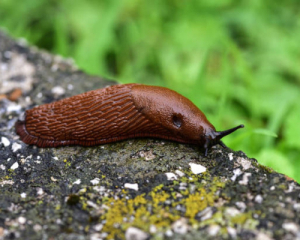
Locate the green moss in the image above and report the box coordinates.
[67,194,80,206]
[257,163,274,174]
[230,212,253,225]
[278,183,287,190]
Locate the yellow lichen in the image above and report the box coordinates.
[98,172,233,239]
[181,189,214,219]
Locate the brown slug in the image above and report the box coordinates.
[15,83,244,156]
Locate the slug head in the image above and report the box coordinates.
[131,84,244,156]
[203,124,244,156]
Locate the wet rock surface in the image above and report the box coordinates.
[1,31,300,240]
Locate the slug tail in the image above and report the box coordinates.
[15,120,36,145]
[15,120,27,141]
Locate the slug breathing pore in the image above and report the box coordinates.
[15,83,244,156]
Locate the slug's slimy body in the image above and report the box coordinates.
[15,84,243,156]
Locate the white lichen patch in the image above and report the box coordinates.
[189,163,206,174]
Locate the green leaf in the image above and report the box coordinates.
[253,129,278,138]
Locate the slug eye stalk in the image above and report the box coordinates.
[215,124,244,141]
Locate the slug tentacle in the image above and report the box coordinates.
[215,124,244,141]
[15,83,244,156]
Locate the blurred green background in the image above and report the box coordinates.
[1,0,299,181]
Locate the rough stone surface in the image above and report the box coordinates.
[1,31,300,240]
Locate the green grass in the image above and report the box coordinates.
[1,0,300,181]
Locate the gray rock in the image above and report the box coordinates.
[1,30,300,240]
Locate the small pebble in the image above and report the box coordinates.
[172,218,189,234]
[255,195,263,204]
[231,168,242,181]
[207,225,220,236]
[93,224,103,232]
[227,227,237,238]
[124,183,138,191]
[51,86,65,96]
[73,179,81,185]
[1,137,10,147]
[37,188,44,195]
[18,217,26,224]
[189,163,206,174]
[165,229,173,237]
[175,170,185,177]
[90,178,100,185]
[225,207,240,217]
[282,222,299,233]
[33,224,42,232]
[125,227,148,240]
[10,162,19,170]
[165,172,177,180]
[239,173,251,185]
[12,142,22,152]
[20,193,26,198]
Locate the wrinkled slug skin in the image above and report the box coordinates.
[15,83,216,147]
